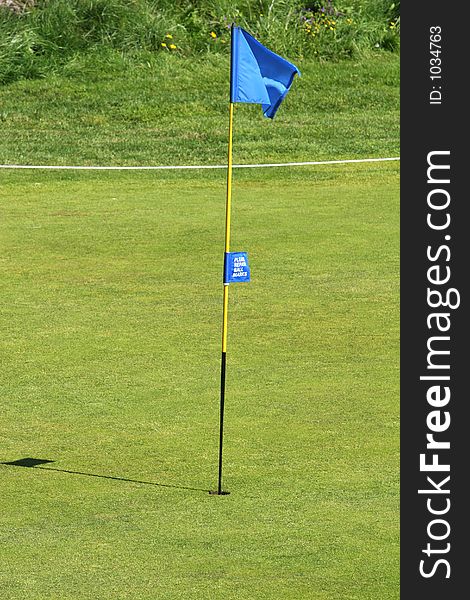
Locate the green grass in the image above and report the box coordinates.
[0,162,399,599]
[0,42,399,598]
[0,0,399,85]
[0,52,399,166]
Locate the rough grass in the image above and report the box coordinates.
[0,0,400,84]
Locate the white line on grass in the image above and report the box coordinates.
[0,157,400,171]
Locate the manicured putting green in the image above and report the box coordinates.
[0,163,398,599]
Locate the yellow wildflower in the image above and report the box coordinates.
[165,34,173,39]
[169,44,177,50]
[161,42,167,48]
[210,31,217,39]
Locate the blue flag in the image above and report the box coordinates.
[230,27,300,119]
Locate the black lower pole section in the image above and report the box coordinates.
[218,351,226,494]
[210,351,230,495]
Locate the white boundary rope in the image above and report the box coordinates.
[0,157,399,171]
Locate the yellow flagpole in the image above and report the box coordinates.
[222,101,234,352]
[213,101,234,496]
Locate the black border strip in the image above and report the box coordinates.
[401,3,466,597]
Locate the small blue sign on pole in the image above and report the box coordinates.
[224,252,251,283]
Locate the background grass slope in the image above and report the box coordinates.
[0,52,399,166]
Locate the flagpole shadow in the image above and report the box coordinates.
[1,458,210,493]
